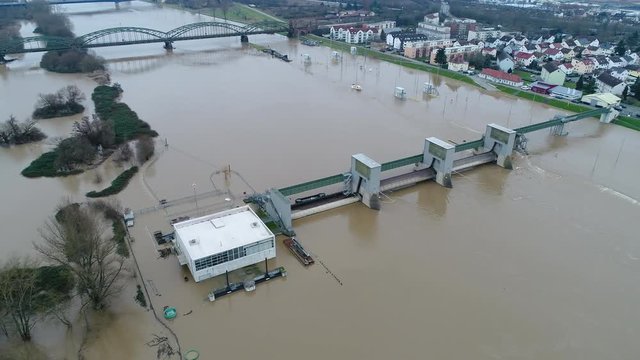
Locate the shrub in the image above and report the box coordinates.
[86,166,139,198]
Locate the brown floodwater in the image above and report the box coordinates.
[1,2,640,359]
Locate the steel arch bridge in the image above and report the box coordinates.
[0,21,288,56]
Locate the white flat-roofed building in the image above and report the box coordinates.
[173,206,276,282]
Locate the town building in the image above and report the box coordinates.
[447,18,477,39]
[479,68,523,87]
[497,52,515,73]
[448,56,469,72]
[596,72,627,95]
[581,93,621,107]
[468,27,502,41]
[531,82,557,94]
[429,44,479,63]
[550,86,582,100]
[173,206,276,283]
[514,52,537,66]
[541,62,566,85]
[387,33,430,50]
[559,63,573,75]
[329,25,375,44]
[571,58,595,74]
[416,22,451,40]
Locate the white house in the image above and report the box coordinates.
[514,52,537,66]
[559,63,574,75]
[173,206,276,283]
[497,52,515,73]
[330,25,375,44]
[595,72,627,96]
[608,68,629,82]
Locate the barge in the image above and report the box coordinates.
[284,237,314,266]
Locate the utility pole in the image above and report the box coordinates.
[193,183,198,213]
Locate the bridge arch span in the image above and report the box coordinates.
[76,27,168,47]
[1,36,73,54]
[166,22,249,40]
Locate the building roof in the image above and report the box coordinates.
[515,52,535,59]
[499,35,513,42]
[561,48,573,54]
[550,86,582,97]
[543,62,559,73]
[587,45,599,51]
[497,51,512,62]
[531,81,557,90]
[582,93,620,105]
[564,39,576,47]
[544,48,561,55]
[481,68,522,83]
[609,56,624,63]
[574,46,585,53]
[560,63,573,69]
[525,44,538,51]
[174,206,274,260]
[596,72,623,88]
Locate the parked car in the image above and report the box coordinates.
[520,85,531,90]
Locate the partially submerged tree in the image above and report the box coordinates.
[136,136,155,165]
[33,85,86,119]
[37,203,126,310]
[0,258,74,341]
[0,116,46,146]
[72,114,115,149]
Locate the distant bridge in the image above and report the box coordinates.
[0,0,131,7]
[0,21,289,58]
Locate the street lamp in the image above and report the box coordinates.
[192,183,198,213]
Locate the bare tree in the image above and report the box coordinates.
[0,258,40,341]
[36,204,126,311]
[0,258,73,341]
[113,143,133,164]
[136,135,155,165]
[72,114,115,148]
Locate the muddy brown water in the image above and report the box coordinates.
[1,2,640,359]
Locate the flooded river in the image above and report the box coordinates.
[1,2,640,359]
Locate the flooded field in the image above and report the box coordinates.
[1,2,640,359]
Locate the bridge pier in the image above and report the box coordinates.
[422,137,454,188]
[163,41,174,51]
[483,124,516,169]
[599,108,618,123]
[240,35,249,43]
[350,154,381,210]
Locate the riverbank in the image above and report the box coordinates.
[156,1,283,24]
[306,35,479,87]
[309,35,640,132]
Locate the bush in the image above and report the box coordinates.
[0,116,46,145]
[40,49,105,74]
[21,151,83,178]
[86,166,138,198]
[92,85,157,143]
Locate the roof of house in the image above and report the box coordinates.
[561,48,573,54]
[623,55,634,63]
[564,39,577,47]
[582,58,594,65]
[596,72,623,87]
[551,43,563,49]
[582,92,620,105]
[560,63,573,69]
[609,56,624,63]
[543,62,560,73]
[499,35,513,42]
[497,51,512,61]
[515,52,535,59]
[610,67,627,74]
[525,44,538,51]
[587,45,599,51]
[544,48,561,55]
[481,68,522,83]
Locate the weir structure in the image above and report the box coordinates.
[247,107,618,235]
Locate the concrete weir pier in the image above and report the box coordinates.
[246,107,617,235]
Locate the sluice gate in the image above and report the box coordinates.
[247,107,617,235]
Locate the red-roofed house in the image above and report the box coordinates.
[514,52,537,66]
[482,47,497,57]
[543,48,564,61]
[479,68,523,87]
[559,63,573,75]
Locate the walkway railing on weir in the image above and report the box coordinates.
[276,107,612,197]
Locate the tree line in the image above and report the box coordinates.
[1,200,130,343]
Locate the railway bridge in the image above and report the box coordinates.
[0,21,289,61]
